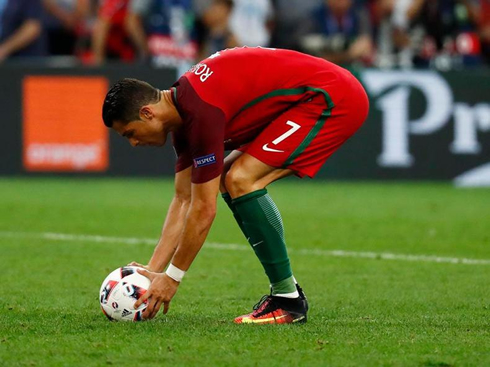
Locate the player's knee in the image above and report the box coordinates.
[219,175,228,194]
[225,166,255,198]
[220,160,234,194]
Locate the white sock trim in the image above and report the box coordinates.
[273,290,300,298]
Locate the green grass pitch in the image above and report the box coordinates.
[0,178,489,366]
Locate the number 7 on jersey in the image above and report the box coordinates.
[262,120,301,153]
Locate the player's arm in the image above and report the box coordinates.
[135,175,220,319]
[168,175,220,271]
[135,78,225,319]
[142,166,192,272]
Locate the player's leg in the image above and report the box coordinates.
[225,152,299,292]
[223,97,332,307]
[221,151,298,296]
[228,83,368,324]
[219,150,243,194]
[223,153,307,324]
[220,150,248,235]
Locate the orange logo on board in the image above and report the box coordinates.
[23,76,109,172]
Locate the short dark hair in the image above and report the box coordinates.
[102,78,160,127]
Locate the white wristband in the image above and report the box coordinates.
[165,264,186,282]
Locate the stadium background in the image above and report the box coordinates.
[0,0,488,185]
[1,1,490,366]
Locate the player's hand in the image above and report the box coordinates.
[134,269,179,320]
[127,261,152,271]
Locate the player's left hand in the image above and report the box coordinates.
[134,269,180,320]
[127,261,152,271]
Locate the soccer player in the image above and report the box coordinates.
[102,47,369,324]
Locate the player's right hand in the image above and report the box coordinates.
[135,270,179,319]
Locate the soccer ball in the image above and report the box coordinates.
[99,266,151,321]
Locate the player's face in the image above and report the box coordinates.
[112,119,166,147]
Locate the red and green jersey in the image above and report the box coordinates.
[171,47,358,183]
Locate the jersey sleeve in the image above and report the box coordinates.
[172,77,226,184]
[172,129,192,173]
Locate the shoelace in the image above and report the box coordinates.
[253,295,273,314]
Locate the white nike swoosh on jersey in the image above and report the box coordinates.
[251,240,263,247]
[262,143,284,153]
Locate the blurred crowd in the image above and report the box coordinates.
[1,0,490,69]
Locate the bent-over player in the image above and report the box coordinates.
[102,46,369,324]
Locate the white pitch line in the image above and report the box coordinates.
[1,230,490,266]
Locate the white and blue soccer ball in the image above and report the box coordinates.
[99,266,150,321]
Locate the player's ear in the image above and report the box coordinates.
[140,105,154,121]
